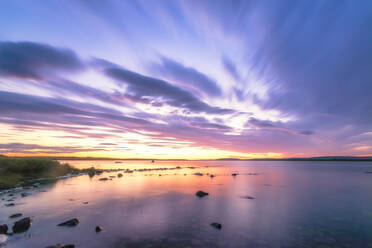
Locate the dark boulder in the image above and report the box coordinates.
[117,173,123,177]
[211,223,222,229]
[95,226,103,232]
[9,213,22,218]
[57,218,79,227]
[195,191,209,198]
[0,224,8,234]
[232,173,238,177]
[12,217,32,233]
[5,203,15,207]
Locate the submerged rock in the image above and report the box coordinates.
[57,218,79,227]
[0,224,8,234]
[210,174,215,178]
[21,192,31,197]
[194,173,203,176]
[99,178,108,181]
[117,173,123,177]
[232,173,238,177]
[45,244,75,248]
[210,223,222,229]
[195,191,209,198]
[9,213,22,218]
[241,196,255,199]
[5,203,15,207]
[95,226,103,232]
[12,217,32,233]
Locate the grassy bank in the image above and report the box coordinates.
[0,156,79,190]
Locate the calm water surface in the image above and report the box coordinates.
[1,160,372,248]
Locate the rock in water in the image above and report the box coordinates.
[241,196,255,199]
[211,223,222,229]
[12,217,32,233]
[45,244,75,248]
[95,226,103,232]
[0,224,8,234]
[21,192,31,197]
[9,213,22,218]
[195,191,209,198]
[117,173,123,177]
[57,218,79,227]
[232,173,238,177]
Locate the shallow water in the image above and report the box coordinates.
[1,160,372,248]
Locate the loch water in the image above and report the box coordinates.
[1,160,372,248]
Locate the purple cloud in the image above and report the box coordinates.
[152,56,222,97]
[0,41,84,79]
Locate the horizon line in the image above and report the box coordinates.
[2,154,372,161]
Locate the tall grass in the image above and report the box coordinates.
[0,156,78,190]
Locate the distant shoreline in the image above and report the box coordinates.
[1,155,371,162]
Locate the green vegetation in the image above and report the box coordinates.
[0,156,79,190]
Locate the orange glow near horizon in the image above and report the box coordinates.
[0,123,286,159]
[1,151,284,160]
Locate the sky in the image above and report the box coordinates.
[0,0,371,159]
